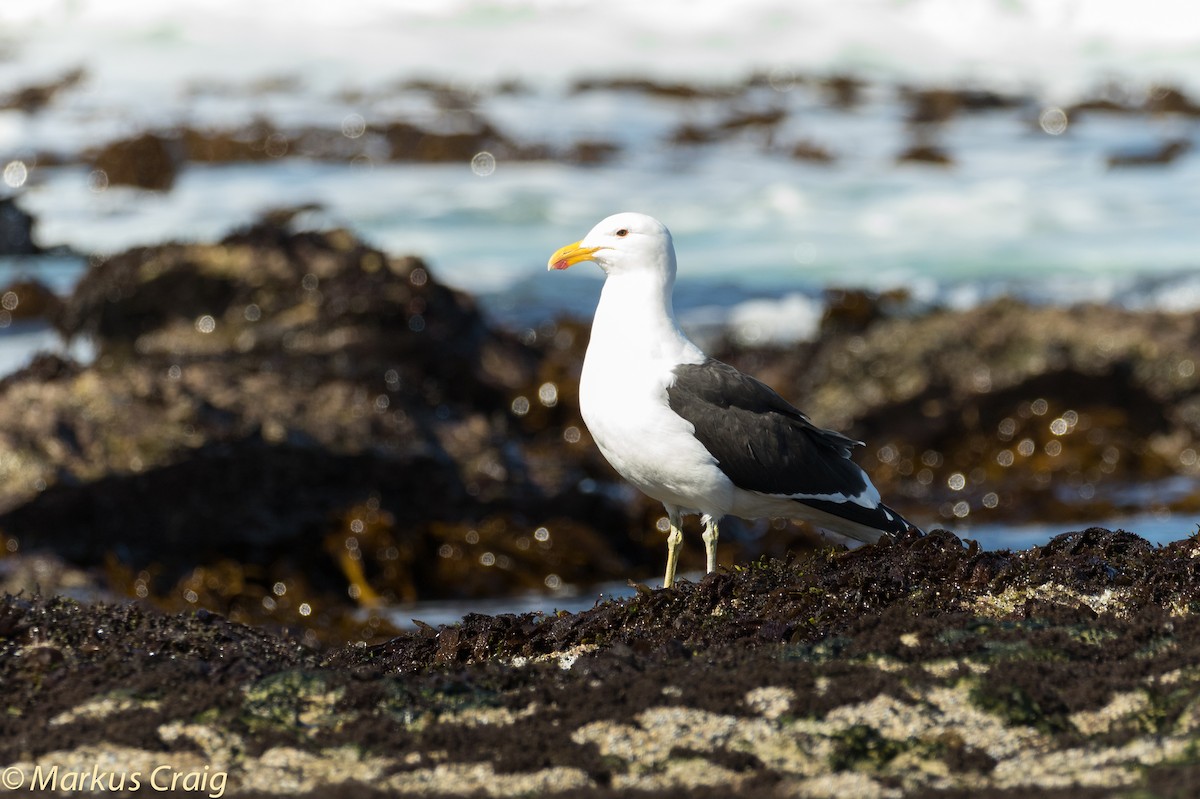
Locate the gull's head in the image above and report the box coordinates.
[547,212,675,278]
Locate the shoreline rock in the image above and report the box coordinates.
[4,528,1200,797]
[0,218,1198,643]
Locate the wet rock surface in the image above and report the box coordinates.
[713,295,1200,529]
[0,197,40,255]
[1,218,676,640]
[6,528,1200,797]
[6,72,1195,189]
[0,219,1199,643]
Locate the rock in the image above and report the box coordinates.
[669,108,787,147]
[570,77,737,100]
[821,74,864,108]
[896,141,954,166]
[0,67,86,113]
[180,122,288,163]
[903,87,1025,125]
[716,299,1200,528]
[1107,139,1192,168]
[562,140,620,165]
[0,197,39,255]
[1146,85,1200,116]
[0,218,677,639]
[818,287,908,335]
[789,139,836,164]
[379,117,541,163]
[0,278,62,321]
[88,132,179,191]
[5,529,1200,796]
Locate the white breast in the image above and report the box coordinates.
[578,272,734,517]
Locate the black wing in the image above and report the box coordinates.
[667,359,913,534]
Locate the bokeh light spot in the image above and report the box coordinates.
[264,133,289,158]
[471,151,496,177]
[1039,107,1068,135]
[3,160,27,188]
[341,113,366,139]
[767,66,797,92]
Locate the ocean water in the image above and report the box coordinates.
[1,1,1199,565]
[2,1,1198,329]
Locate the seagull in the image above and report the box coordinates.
[548,212,919,588]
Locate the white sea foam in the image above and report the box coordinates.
[1,0,1197,339]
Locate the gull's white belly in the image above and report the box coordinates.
[580,368,733,516]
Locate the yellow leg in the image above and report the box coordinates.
[701,516,719,574]
[663,508,683,588]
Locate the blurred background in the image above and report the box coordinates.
[0,0,1198,642]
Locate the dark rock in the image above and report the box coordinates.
[1146,85,1200,116]
[2,219,662,639]
[896,141,954,166]
[563,140,620,165]
[819,287,908,335]
[0,197,39,255]
[88,132,179,191]
[0,278,62,321]
[821,74,864,108]
[570,77,737,100]
[1107,139,1192,168]
[1067,97,1139,116]
[789,139,836,163]
[715,299,1200,528]
[0,67,86,113]
[181,121,287,163]
[669,108,786,148]
[6,528,1200,794]
[903,87,1025,125]
[378,116,539,163]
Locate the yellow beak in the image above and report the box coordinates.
[548,240,600,271]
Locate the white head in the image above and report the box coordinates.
[547,212,676,280]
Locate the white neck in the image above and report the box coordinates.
[585,268,705,372]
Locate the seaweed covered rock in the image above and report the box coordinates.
[88,132,179,191]
[0,219,652,638]
[6,529,1200,797]
[0,196,39,255]
[716,298,1200,528]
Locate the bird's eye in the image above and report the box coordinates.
[615,229,629,237]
